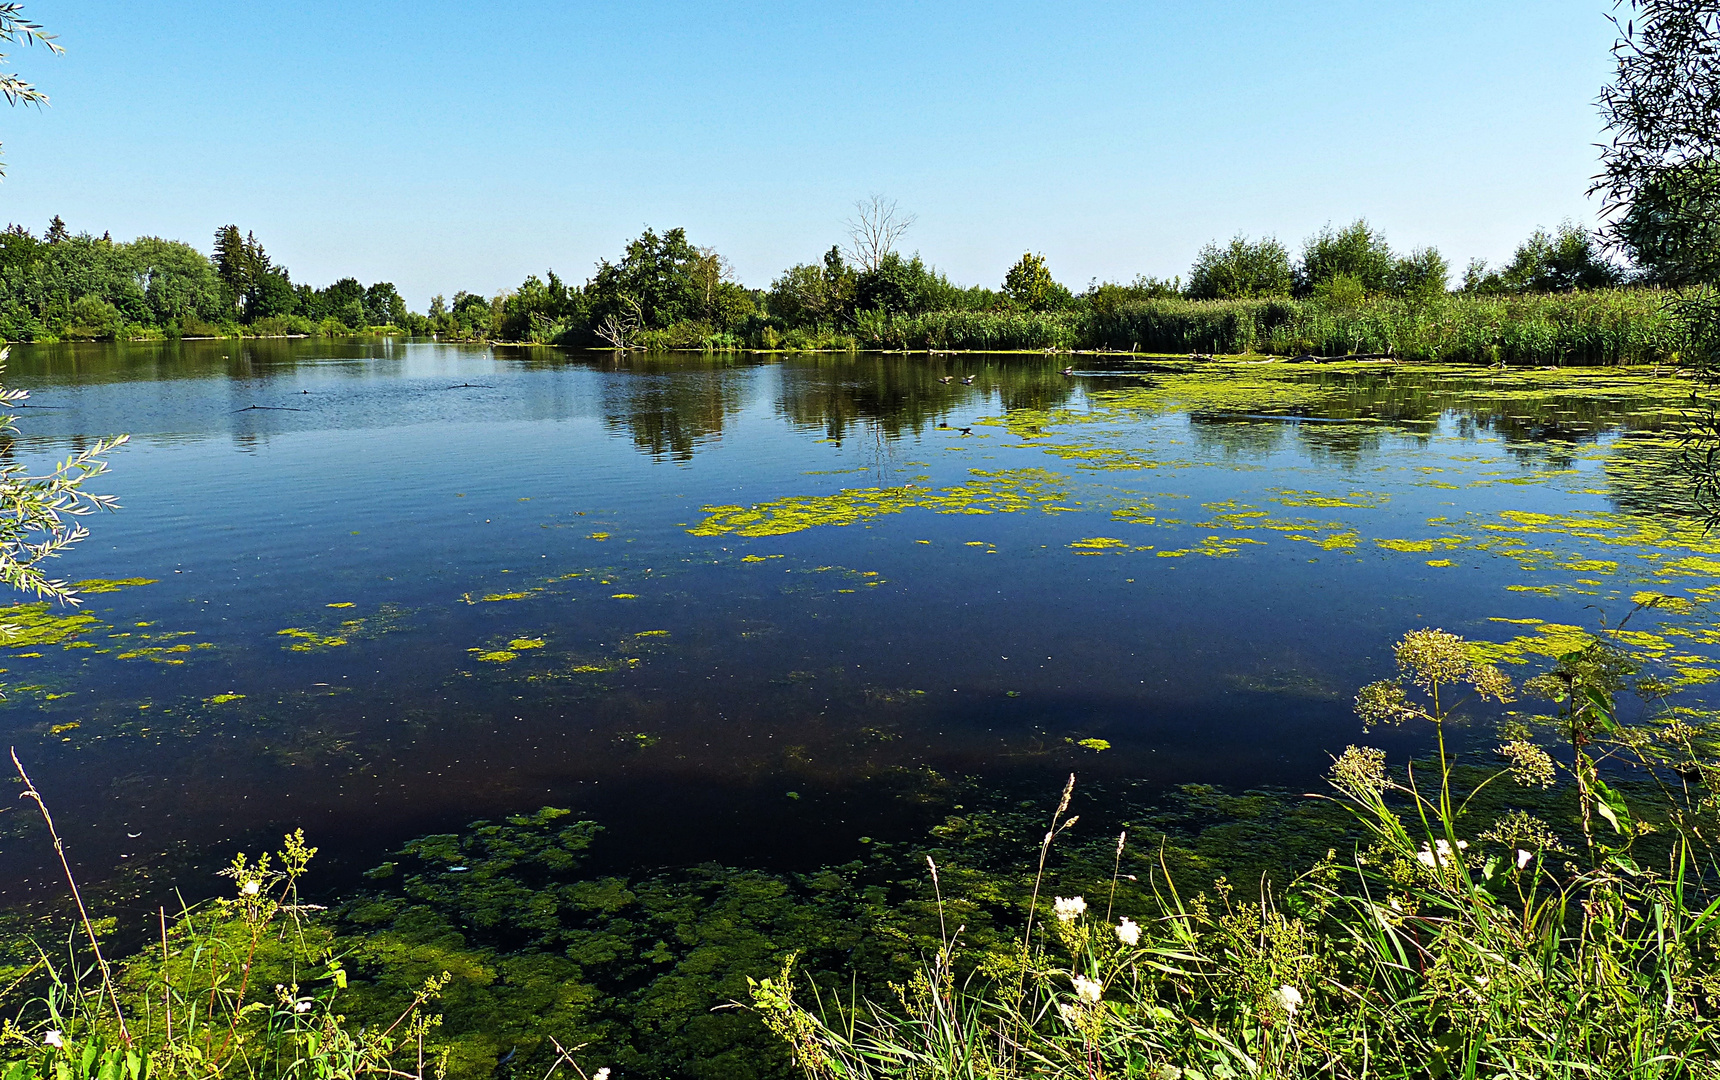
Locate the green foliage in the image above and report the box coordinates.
[1083,275,1182,313]
[0,221,420,341]
[753,628,1720,1079]
[1186,235,1294,300]
[1463,222,1625,294]
[0,347,125,602]
[1001,253,1071,312]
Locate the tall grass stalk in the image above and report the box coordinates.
[750,628,1720,1079]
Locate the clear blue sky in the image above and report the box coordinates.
[3,1,1619,306]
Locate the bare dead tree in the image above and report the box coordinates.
[596,295,644,350]
[843,195,916,272]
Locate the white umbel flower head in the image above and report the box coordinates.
[43,1030,63,1049]
[243,879,261,896]
[1416,839,1468,868]
[1275,985,1302,1018]
[593,1070,611,1080]
[1072,975,1103,1003]
[1115,917,1141,946]
[1053,895,1087,922]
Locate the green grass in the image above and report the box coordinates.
[749,627,1720,1079]
[847,290,1681,366]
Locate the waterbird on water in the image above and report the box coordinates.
[958,427,973,436]
[1060,367,1075,376]
[961,375,976,385]
[938,376,953,384]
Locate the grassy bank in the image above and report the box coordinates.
[851,289,1680,366]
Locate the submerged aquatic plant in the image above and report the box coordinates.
[749,627,1720,1079]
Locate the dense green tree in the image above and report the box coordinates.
[766,247,855,328]
[211,225,295,321]
[586,227,704,333]
[1614,163,1720,286]
[1083,275,1183,313]
[1002,252,1066,311]
[1595,0,1720,522]
[1296,220,1397,296]
[121,237,224,326]
[1390,246,1452,297]
[852,252,977,318]
[1186,235,1294,299]
[364,281,408,327]
[1462,223,1623,294]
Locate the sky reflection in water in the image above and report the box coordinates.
[0,339,1709,901]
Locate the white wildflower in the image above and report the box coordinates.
[1057,1002,1081,1025]
[1116,917,1141,946]
[294,1000,312,1013]
[593,1070,610,1080]
[1275,985,1302,1018]
[1417,839,1469,868]
[1516,848,1533,870]
[243,880,261,896]
[1053,895,1087,922]
[43,1031,63,1049]
[1072,975,1103,1003]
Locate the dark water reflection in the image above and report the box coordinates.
[0,339,1708,907]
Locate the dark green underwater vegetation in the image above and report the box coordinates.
[2,619,1716,1079]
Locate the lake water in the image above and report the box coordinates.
[0,339,1712,906]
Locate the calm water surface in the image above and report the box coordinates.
[0,339,1709,903]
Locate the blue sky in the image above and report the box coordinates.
[4,1,1619,306]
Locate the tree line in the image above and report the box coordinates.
[0,205,1659,347]
[0,218,420,342]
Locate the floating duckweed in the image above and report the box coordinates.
[72,578,158,594]
[506,638,546,650]
[689,468,1070,538]
[0,603,103,648]
[1070,537,1131,553]
[278,628,349,652]
[327,602,356,608]
[47,721,79,735]
[205,693,246,705]
[612,593,639,600]
[740,554,785,563]
[1072,738,1112,751]
[471,650,519,663]
[635,630,671,638]
[1426,559,1456,567]
[1268,489,1391,509]
[481,592,533,602]
[588,532,611,540]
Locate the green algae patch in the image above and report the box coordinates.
[1070,537,1132,553]
[1268,489,1391,510]
[507,638,546,650]
[278,628,350,652]
[1156,536,1266,559]
[1474,623,1597,666]
[1,603,104,648]
[205,693,246,705]
[73,577,158,594]
[689,468,1071,538]
[470,649,519,663]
